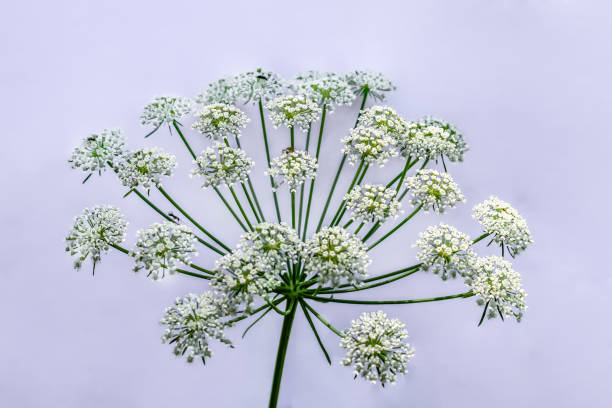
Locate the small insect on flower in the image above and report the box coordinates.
[140,96,193,130]
[468,256,527,324]
[344,71,397,101]
[191,143,254,188]
[192,103,250,141]
[160,292,234,364]
[404,169,464,213]
[266,95,322,132]
[117,147,177,192]
[344,184,402,224]
[342,125,398,166]
[65,205,128,272]
[266,150,318,192]
[472,196,533,256]
[69,128,126,180]
[303,226,370,288]
[414,224,477,280]
[133,222,197,280]
[340,311,415,386]
[234,68,285,104]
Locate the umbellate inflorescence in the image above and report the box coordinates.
[344,71,396,101]
[342,125,398,166]
[472,196,533,256]
[414,224,477,280]
[160,292,233,364]
[69,128,126,176]
[304,226,370,288]
[340,311,415,386]
[191,143,253,188]
[266,150,318,192]
[67,68,533,401]
[344,184,401,224]
[468,256,527,322]
[404,169,464,213]
[117,147,177,191]
[140,96,193,128]
[192,103,250,140]
[266,95,321,132]
[65,205,128,271]
[133,222,197,280]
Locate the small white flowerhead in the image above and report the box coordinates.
[192,103,250,140]
[69,128,126,177]
[399,117,467,164]
[196,77,240,105]
[191,143,253,188]
[160,292,233,364]
[266,150,318,192]
[212,247,283,312]
[133,222,197,280]
[304,227,370,288]
[65,205,127,271]
[340,311,414,386]
[266,95,321,132]
[468,256,527,323]
[345,184,401,224]
[357,106,409,141]
[238,222,304,267]
[140,96,193,128]
[414,224,477,280]
[404,169,464,213]
[293,73,354,112]
[472,196,533,256]
[344,71,396,101]
[117,147,177,191]
[234,68,285,104]
[341,125,398,166]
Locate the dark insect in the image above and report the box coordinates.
[168,212,180,222]
[283,146,294,154]
[256,75,268,81]
[86,136,97,142]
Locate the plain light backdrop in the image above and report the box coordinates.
[1,0,610,407]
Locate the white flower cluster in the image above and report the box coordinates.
[344,71,396,101]
[293,73,354,112]
[117,147,177,191]
[192,103,250,140]
[266,150,318,192]
[342,125,398,166]
[468,256,527,322]
[140,96,193,128]
[234,69,285,104]
[304,227,370,288]
[160,292,233,364]
[344,184,401,224]
[196,77,239,105]
[65,205,128,270]
[69,128,126,175]
[340,311,414,386]
[191,143,253,188]
[400,118,467,162]
[414,224,476,280]
[472,196,533,255]
[404,169,464,213]
[357,106,409,140]
[266,95,321,132]
[238,222,304,266]
[133,222,197,280]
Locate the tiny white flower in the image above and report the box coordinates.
[342,125,398,166]
[404,169,464,213]
[345,184,401,224]
[117,147,177,191]
[69,128,126,176]
[196,77,240,105]
[191,143,253,188]
[266,150,318,192]
[140,96,193,128]
[399,117,467,164]
[266,95,321,132]
[356,106,409,141]
[292,72,354,112]
[234,68,285,104]
[192,103,250,140]
[344,71,396,101]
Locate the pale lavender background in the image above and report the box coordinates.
[1,0,610,406]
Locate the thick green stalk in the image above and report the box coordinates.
[268,300,297,408]
[305,291,475,305]
[228,185,254,231]
[301,104,327,241]
[367,204,423,250]
[315,91,369,233]
[258,98,282,223]
[157,186,231,253]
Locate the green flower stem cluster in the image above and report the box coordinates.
[66,68,533,408]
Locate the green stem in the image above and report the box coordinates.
[241,182,262,224]
[228,185,254,231]
[366,204,423,250]
[301,301,343,337]
[315,91,368,233]
[268,300,297,408]
[305,291,475,305]
[472,232,491,245]
[298,125,312,236]
[306,264,421,292]
[172,121,197,160]
[234,135,266,222]
[317,269,418,295]
[213,186,248,232]
[301,104,327,241]
[259,98,282,223]
[298,300,331,364]
[329,160,364,227]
